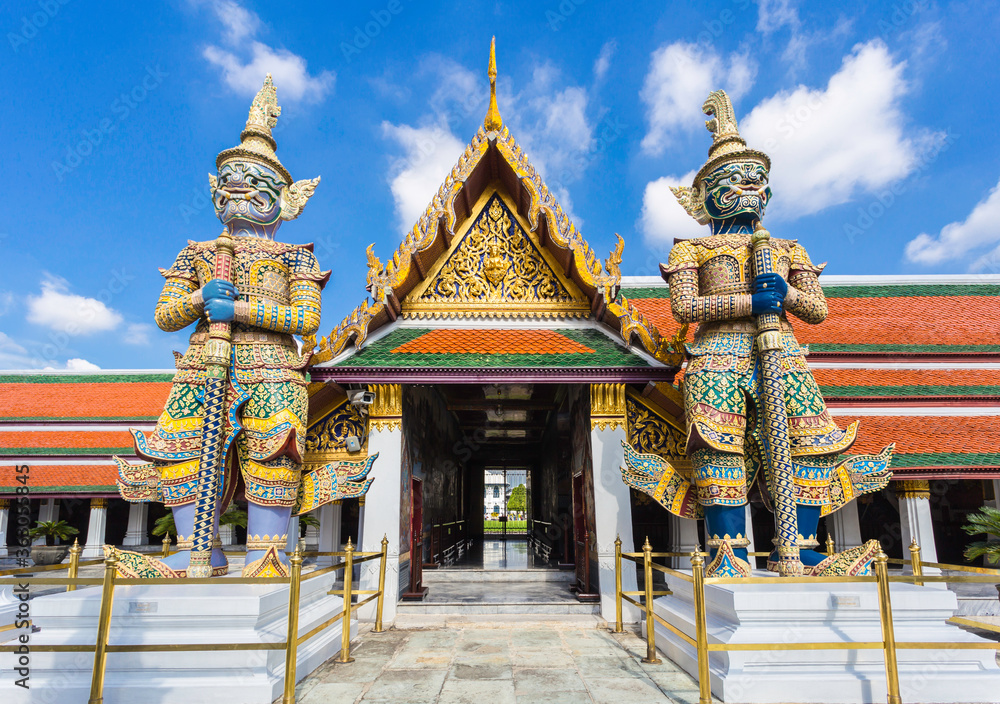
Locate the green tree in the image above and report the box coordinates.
[29,520,79,546]
[507,484,526,513]
[962,505,1000,564]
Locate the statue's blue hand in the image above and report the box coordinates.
[754,272,787,299]
[751,289,783,315]
[205,297,235,323]
[203,279,237,302]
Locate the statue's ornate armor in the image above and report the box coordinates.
[663,233,858,513]
[134,238,328,509]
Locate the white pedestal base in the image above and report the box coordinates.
[647,570,1000,704]
[1,573,356,703]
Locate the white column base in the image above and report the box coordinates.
[830,501,862,549]
[317,502,342,568]
[359,425,402,623]
[0,575,355,703]
[590,424,640,623]
[647,572,1000,703]
[122,503,149,547]
[82,503,108,559]
[0,505,9,558]
[668,514,701,569]
[219,525,235,546]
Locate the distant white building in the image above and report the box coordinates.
[483,469,526,518]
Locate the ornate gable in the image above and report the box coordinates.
[404,191,590,318]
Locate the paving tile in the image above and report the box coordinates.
[449,660,514,680]
[510,648,575,669]
[299,681,367,704]
[361,668,447,703]
[516,693,593,704]
[583,674,672,704]
[319,657,389,683]
[438,678,518,704]
[513,667,588,694]
[387,647,454,670]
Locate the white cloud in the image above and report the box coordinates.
[0,291,14,317]
[123,323,153,346]
[201,2,334,102]
[382,121,466,232]
[210,0,262,44]
[639,42,756,156]
[593,40,616,82]
[757,0,800,35]
[906,178,1000,268]
[26,274,123,335]
[639,170,705,248]
[0,332,35,369]
[64,358,101,372]
[740,40,941,219]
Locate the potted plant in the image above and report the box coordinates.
[29,520,80,565]
[152,504,248,545]
[961,505,1000,600]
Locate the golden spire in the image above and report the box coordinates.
[484,36,503,132]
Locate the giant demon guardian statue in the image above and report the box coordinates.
[622,90,894,578]
[108,76,373,579]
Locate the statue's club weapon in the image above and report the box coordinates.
[751,222,802,576]
[187,230,246,577]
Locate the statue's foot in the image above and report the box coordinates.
[705,541,752,578]
[104,546,229,578]
[242,546,289,578]
[804,540,880,577]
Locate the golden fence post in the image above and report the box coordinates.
[281,547,304,704]
[614,535,624,634]
[373,534,388,633]
[641,536,661,664]
[67,538,82,593]
[825,534,836,556]
[338,537,356,664]
[88,549,118,704]
[691,548,711,704]
[909,539,924,587]
[161,532,171,557]
[874,548,902,704]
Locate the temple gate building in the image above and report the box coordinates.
[3,59,1000,624]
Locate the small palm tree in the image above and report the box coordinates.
[29,520,79,547]
[962,505,1000,564]
[152,512,175,538]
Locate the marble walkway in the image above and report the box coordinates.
[288,624,712,704]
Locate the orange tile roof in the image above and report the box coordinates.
[627,296,1000,349]
[840,415,1000,456]
[391,329,597,355]
[0,464,118,491]
[797,297,1000,347]
[812,368,1000,387]
[0,382,170,419]
[0,430,135,451]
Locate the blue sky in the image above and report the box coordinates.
[1,0,997,370]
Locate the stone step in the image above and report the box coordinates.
[421,568,574,584]
[392,613,608,629]
[395,600,600,615]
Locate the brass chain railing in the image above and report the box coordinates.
[614,536,1000,704]
[0,534,390,704]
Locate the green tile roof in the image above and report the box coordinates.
[334,328,651,368]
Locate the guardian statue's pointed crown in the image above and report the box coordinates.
[671,90,772,224]
[216,73,292,184]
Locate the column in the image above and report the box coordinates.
[0,499,9,558]
[219,524,235,546]
[285,516,300,552]
[123,502,149,547]
[33,498,59,545]
[668,514,701,569]
[896,480,941,579]
[992,480,1000,510]
[82,498,108,559]
[358,384,403,623]
[317,501,342,568]
[744,503,757,557]
[590,384,640,622]
[830,500,862,549]
[304,520,320,551]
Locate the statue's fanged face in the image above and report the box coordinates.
[213,161,285,228]
[702,162,771,222]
